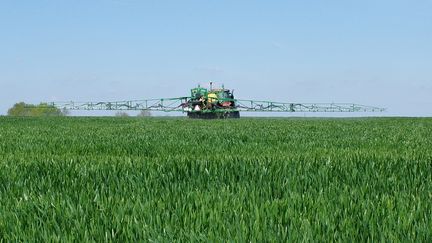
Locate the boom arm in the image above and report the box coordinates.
[235,100,385,112]
[49,97,385,113]
[49,98,188,112]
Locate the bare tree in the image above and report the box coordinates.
[137,110,152,117]
[62,107,70,116]
[115,111,129,117]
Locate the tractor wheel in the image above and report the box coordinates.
[187,111,240,119]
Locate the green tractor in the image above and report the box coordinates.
[187,84,240,119]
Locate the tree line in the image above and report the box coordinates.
[7,102,66,117]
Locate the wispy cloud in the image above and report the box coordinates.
[270,41,285,50]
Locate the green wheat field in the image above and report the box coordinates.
[0,117,431,241]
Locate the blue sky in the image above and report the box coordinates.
[1,0,431,116]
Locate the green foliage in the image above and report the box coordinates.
[7,102,65,117]
[0,117,431,241]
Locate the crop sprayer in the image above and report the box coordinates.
[48,82,385,119]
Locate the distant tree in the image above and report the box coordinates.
[137,110,152,117]
[115,111,129,117]
[7,102,65,117]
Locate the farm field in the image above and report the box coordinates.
[0,117,431,241]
